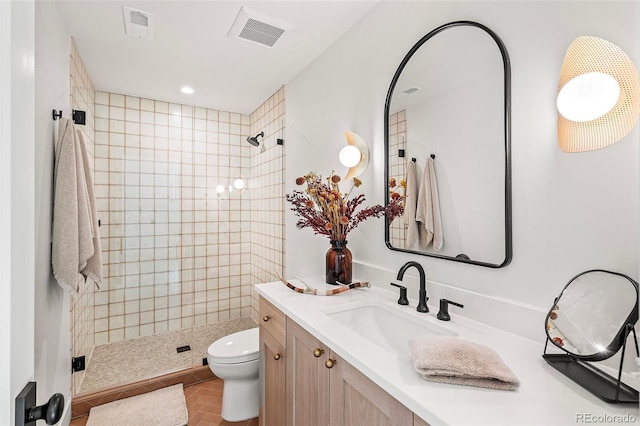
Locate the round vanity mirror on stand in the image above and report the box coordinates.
[542,269,639,403]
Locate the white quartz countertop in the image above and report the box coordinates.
[256,281,638,426]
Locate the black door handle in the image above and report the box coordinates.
[15,382,64,426]
[27,393,64,425]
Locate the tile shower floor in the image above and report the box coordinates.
[78,317,257,394]
[71,379,259,426]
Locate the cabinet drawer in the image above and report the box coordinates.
[259,296,286,347]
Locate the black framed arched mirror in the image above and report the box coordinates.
[384,21,512,268]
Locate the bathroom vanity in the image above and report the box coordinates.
[259,296,418,426]
[256,281,637,426]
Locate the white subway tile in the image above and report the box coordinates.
[110,93,125,107]
[140,98,154,112]
[95,91,109,105]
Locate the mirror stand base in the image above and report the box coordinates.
[542,354,638,403]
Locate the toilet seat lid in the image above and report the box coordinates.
[208,327,259,364]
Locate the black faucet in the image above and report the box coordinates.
[396,261,428,313]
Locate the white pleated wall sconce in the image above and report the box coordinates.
[557,36,640,152]
[340,131,369,181]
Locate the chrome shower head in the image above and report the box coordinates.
[246,131,264,147]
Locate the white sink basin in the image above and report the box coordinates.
[323,300,456,354]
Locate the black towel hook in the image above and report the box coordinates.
[72,110,86,125]
[52,110,62,120]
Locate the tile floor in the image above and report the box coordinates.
[70,379,259,426]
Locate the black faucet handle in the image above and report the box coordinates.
[437,299,464,321]
[390,283,409,305]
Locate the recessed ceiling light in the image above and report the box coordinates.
[181,86,194,94]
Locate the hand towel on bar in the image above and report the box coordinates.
[52,118,103,293]
[403,160,420,249]
[409,335,520,391]
[416,156,443,251]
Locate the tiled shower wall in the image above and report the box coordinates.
[92,92,253,346]
[70,39,96,394]
[389,110,407,249]
[248,87,286,320]
[68,44,286,395]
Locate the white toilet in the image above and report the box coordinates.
[207,327,260,422]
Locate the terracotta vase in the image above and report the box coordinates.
[325,240,352,285]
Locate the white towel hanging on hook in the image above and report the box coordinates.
[51,118,103,293]
[416,155,443,251]
[404,159,420,249]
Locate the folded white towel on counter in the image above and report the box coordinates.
[52,118,103,293]
[409,335,520,391]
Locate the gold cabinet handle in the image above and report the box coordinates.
[274,353,281,360]
[262,315,271,322]
[313,348,324,358]
[325,358,336,369]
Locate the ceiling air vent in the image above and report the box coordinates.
[239,18,284,47]
[228,7,289,48]
[123,6,154,40]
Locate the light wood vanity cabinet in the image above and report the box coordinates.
[413,415,430,426]
[259,296,429,426]
[260,296,286,345]
[259,298,287,426]
[286,318,331,426]
[286,318,414,426]
[328,350,414,426]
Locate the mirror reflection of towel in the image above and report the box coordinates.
[403,161,420,249]
[416,156,443,251]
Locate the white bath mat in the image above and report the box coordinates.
[86,384,188,426]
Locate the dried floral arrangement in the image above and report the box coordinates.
[286,171,404,242]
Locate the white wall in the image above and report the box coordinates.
[34,1,72,423]
[0,5,13,422]
[285,1,639,310]
[0,0,36,424]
